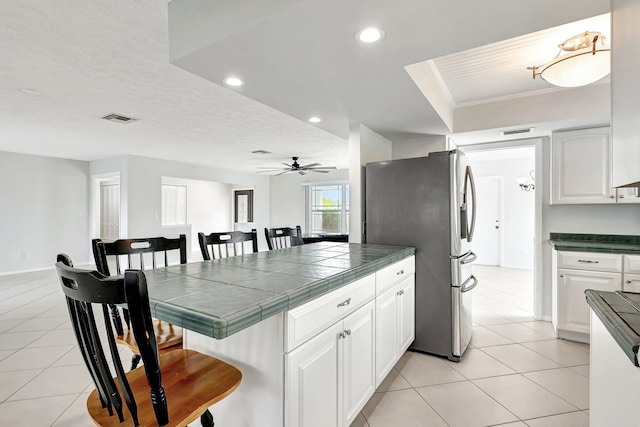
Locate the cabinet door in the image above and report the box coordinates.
[623,273,640,292]
[398,275,415,354]
[551,127,614,204]
[557,269,621,334]
[285,323,342,427]
[342,301,375,427]
[375,286,397,388]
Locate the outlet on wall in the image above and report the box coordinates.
[19,250,27,259]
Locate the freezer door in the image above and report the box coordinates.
[451,274,476,360]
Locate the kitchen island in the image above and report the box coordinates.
[143,242,415,427]
[586,290,640,427]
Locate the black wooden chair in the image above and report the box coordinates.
[91,235,187,370]
[55,254,241,427]
[264,226,303,250]
[198,229,258,260]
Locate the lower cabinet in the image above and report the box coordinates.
[556,269,620,336]
[375,275,415,387]
[285,300,375,427]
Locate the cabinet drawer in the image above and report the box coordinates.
[557,251,622,272]
[623,273,640,293]
[285,274,375,351]
[623,255,640,274]
[375,256,415,295]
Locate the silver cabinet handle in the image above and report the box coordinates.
[338,329,352,339]
[578,260,599,264]
[626,280,632,284]
[620,195,626,199]
[338,331,346,339]
[344,329,351,336]
[610,195,615,198]
[397,269,404,276]
[397,289,405,296]
[337,298,351,308]
[560,274,565,278]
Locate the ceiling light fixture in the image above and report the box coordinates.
[308,116,322,123]
[527,31,610,88]
[223,76,244,87]
[357,27,385,43]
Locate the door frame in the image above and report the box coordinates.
[458,138,542,320]
[91,172,122,241]
[474,175,504,266]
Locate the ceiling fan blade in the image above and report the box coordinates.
[298,171,306,175]
[275,170,291,176]
[305,166,337,170]
[282,163,293,167]
[308,169,330,173]
[256,166,287,169]
[301,163,320,168]
[256,169,286,173]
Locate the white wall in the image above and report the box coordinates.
[392,135,447,160]
[467,150,535,269]
[0,151,90,273]
[163,177,233,258]
[349,124,393,243]
[91,155,271,257]
[269,169,349,233]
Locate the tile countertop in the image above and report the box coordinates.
[585,290,640,367]
[549,233,640,254]
[142,242,415,339]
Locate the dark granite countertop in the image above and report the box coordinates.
[142,242,414,339]
[549,233,640,254]
[585,290,640,366]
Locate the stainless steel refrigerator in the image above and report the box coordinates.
[365,150,478,361]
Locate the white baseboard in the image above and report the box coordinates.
[0,261,94,276]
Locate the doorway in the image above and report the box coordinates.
[100,183,120,241]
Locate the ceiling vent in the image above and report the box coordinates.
[102,113,138,124]
[499,127,534,136]
[251,150,272,154]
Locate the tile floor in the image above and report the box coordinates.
[352,265,590,427]
[0,265,590,426]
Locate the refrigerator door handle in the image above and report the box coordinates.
[465,165,477,243]
[460,251,477,265]
[460,275,478,293]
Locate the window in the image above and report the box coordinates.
[162,185,187,225]
[307,183,349,234]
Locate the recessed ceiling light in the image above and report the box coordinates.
[357,27,385,43]
[308,117,322,123]
[223,76,244,87]
[251,150,272,154]
[20,88,42,96]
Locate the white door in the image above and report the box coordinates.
[472,177,501,265]
[100,184,120,241]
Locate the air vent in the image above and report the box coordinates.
[102,113,138,124]
[251,150,272,154]
[499,127,534,136]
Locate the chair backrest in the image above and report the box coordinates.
[55,254,167,426]
[198,229,258,260]
[91,235,187,276]
[264,226,303,250]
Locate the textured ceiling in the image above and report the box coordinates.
[0,0,611,174]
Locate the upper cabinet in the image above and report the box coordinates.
[612,0,640,188]
[552,126,640,204]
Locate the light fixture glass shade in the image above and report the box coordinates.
[539,50,610,87]
[529,31,610,88]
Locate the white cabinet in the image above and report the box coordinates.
[556,269,620,335]
[552,127,614,204]
[612,0,640,188]
[285,301,375,427]
[375,275,415,387]
[623,255,640,292]
[552,251,622,342]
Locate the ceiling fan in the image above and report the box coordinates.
[257,157,337,176]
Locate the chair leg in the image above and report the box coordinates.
[200,409,214,427]
[130,354,141,370]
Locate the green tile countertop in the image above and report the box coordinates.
[549,233,640,254]
[585,290,640,367]
[143,242,415,339]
